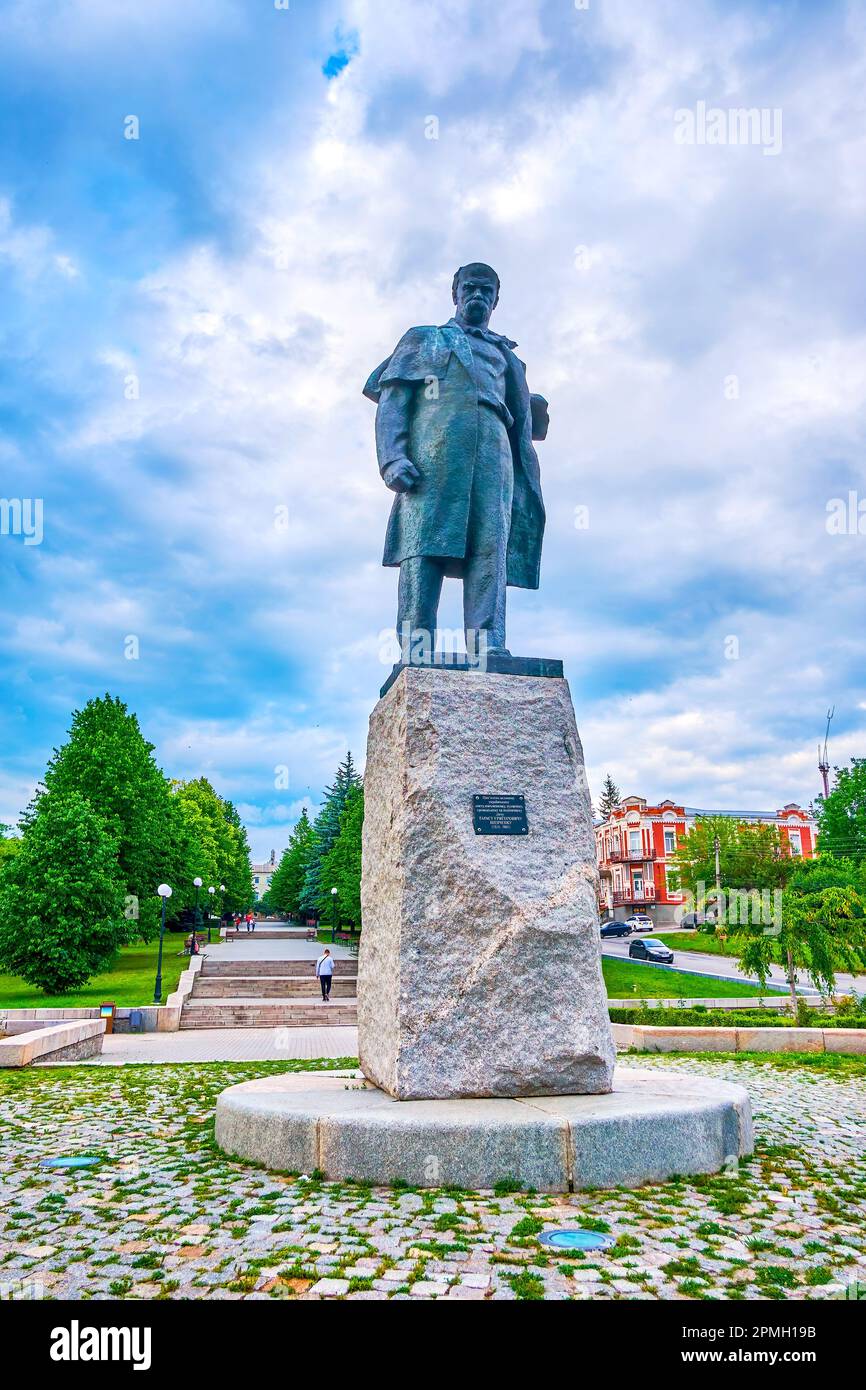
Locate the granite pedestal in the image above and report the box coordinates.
[358,664,615,1100]
[215,1068,754,1191]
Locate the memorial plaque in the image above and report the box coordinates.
[472,793,528,836]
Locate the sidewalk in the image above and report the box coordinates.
[49,1025,359,1065]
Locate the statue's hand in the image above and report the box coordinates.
[383,457,421,493]
[530,394,549,442]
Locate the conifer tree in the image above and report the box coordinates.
[270,809,315,916]
[299,753,360,916]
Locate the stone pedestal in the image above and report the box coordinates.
[214,1069,754,1192]
[357,665,615,1100]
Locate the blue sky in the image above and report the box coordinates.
[1,0,865,859]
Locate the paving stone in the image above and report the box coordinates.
[309,1278,350,1297]
[0,1054,863,1303]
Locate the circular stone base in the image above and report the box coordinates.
[215,1068,753,1192]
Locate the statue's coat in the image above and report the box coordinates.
[363,323,545,590]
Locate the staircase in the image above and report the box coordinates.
[222,928,312,941]
[179,958,357,1029]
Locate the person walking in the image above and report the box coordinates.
[316,948,334,1002]
[245,911,253,933]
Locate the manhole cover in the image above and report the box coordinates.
[40,1156,101,1170]
[538,1229,614,1252]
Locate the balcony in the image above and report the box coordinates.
[612,884,656,906]
[607,848,656,863]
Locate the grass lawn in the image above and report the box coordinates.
[602,956,765,999]
[0,934,195,1010]
[655,931,736,957]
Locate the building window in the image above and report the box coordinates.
[628,830,641,855]
[633,872,643,897]
[663,828,676,855]
[788,830,802,856]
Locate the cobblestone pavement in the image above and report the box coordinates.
[1,1055,864,1302]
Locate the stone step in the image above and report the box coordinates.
[222,929,312,940]
[191,976,357,999]
[179,1000,357,1029]
[201,959,354,978]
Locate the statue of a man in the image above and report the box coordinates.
[364,263,548,661]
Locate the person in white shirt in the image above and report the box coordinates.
[316,949,334,1002]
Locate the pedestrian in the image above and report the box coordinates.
[245,911,253,933]
[316,948,334,1002]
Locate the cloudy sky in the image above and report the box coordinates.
[2,0,865,858]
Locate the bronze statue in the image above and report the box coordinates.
[364,263,548,661]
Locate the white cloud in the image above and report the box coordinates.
[4,0,866,838]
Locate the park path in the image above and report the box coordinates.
[50,930,359,1066]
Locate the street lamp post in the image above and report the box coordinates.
[331,885,338,943]
[193,876,203,949]
[154,884,172,1005]
[219,884,226,937]
[207,886,215,944]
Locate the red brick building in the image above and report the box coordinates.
[595,796,817,925]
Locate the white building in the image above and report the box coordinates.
[251,850,277,900]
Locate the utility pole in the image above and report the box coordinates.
[713,835,721,892]
[818,707,834,799]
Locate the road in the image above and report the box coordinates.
[602,931,866,998]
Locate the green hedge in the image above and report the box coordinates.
[609,1005,866,1029]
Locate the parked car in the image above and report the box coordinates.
[600,920,631,938]
[628,938,675,963]
[678,911,719,929]
[624,914,654,932]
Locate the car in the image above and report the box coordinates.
[600,920,631,938]
[628,938,675,964]
[624,914,654,932]
[678,911,719,930]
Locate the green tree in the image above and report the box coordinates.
[299,753,360,916]
[321,783,364,927]
[270,809,315,917]
[170,779,253,917]
[596,774,621,819]
[0,824,20,870]
[817,758,866,861]
[24,695,177,938]
[0,792,128,992]
[737,856,866,1008]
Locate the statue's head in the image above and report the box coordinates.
[452,263,500,328]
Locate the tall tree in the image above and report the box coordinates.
[321,783,364,926]
[269,809,315,916]
[817,758,866,861]
[596,774,622,819]
[171,779,253,915]
[0,792,128,992]
[23,694,176,938]
[299,753,361,916]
